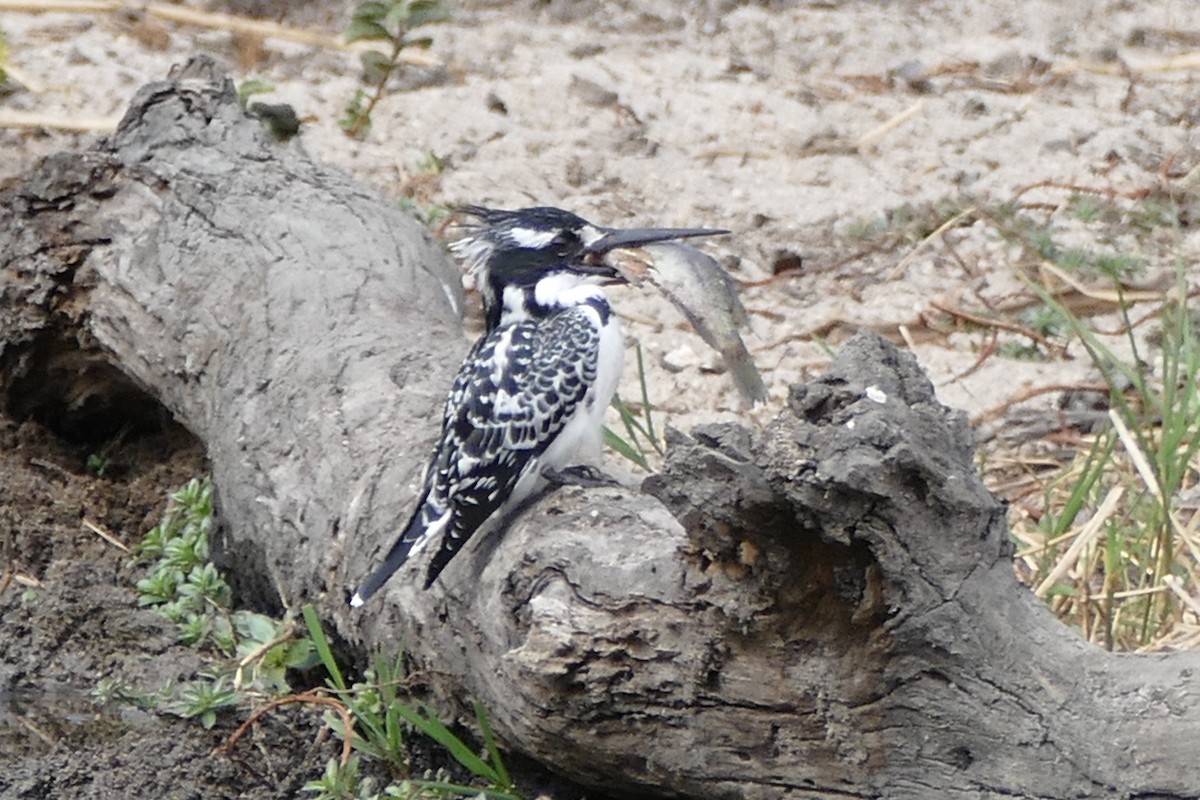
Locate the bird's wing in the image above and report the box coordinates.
[419,309,601,585]
[351,310,600,604]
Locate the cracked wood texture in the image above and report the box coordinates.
[2,58,1199,800]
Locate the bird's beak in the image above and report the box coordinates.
[583,225,729,284]
[586,225,730,255]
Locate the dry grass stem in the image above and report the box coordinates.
[1053,52,1200,76]
[1108,410,1200,576]
[1110,585,1168,600]
[856,99,925,150]
[971,383,1109,427]
[1108,410,1161,500]
[0,110,123,132]
[17,715,58,747]
[930,297,1064,356]
[888,205,976,279]
[82,517,130,552]
[1015,527,1081,560]
[1,61,43,92]
[1163,575,1200,619]
[1034,485,1124,598]
[1038,261,1163,305]
[218,690,355,767]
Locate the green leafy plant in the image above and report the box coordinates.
[302,605,522,799]
[1067,192,1102,224]
[979,194,1149,282]
[134,478,231,643]
[842,198,972,247]
[115,478,320,735]
[164,674,241,729]
[305,755,367,800]
[93,677,172,712]
[86,451,110,477]
[234,613,319,694]
[340,0,450,139]
[1017,266,1200,649]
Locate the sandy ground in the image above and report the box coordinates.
[5,0,1198,431]
[2,0,1199,796]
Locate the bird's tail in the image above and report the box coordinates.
[349,504,444,607]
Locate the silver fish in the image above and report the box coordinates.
[609,242,767,406]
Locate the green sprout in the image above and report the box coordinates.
[340,0,451,139]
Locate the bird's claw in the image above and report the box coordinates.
[543,464,620,489]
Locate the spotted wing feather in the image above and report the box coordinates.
[419,308,600,585]
[348,307,603,601]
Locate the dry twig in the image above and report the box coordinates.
[1034,485,1124,598]
[0,110,123,132]
[927,299,1067,357]
[82,517,130,552]
[856,99,926,150]
[218,690,355,767]
[971,382,1110,427]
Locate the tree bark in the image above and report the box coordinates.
[2,57,1198,800]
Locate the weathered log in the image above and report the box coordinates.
[2,57,1198,800]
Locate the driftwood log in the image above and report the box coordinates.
[3,57,1199,800]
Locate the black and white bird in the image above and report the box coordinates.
[349,205,725,606]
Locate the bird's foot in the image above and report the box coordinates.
[543,464,621,489]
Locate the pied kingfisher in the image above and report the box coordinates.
[350,205,725,606]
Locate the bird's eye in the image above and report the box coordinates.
[551,230,578,250]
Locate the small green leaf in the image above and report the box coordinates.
[302,604,347,692]
[603,426,650,471]
[359,49,393,85]
[339,88,372,139]
[613,393,653,443]
[211,615,236,654]
[350,1,390,22]
[382,0,412,29]
[86,452,108,476]
[345,18,391,43]
[405,0,451,27]
[177,613,211,646]
[475,701,512,790]
[236,78,275,107]
[407,780,521,800]
[234,610,279,644]
[634,341,661,454]
[402,34,435,49]
[285,638,319,670]
[0,27,9,84]
[393,704,499,782]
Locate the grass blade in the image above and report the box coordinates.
[603,425,650,471]
[634,341,662,455]
[393,703,499,783]
[613,393,651,442]
[301,604,346,692]
[474,701,511,790]
[408,779,521,799]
